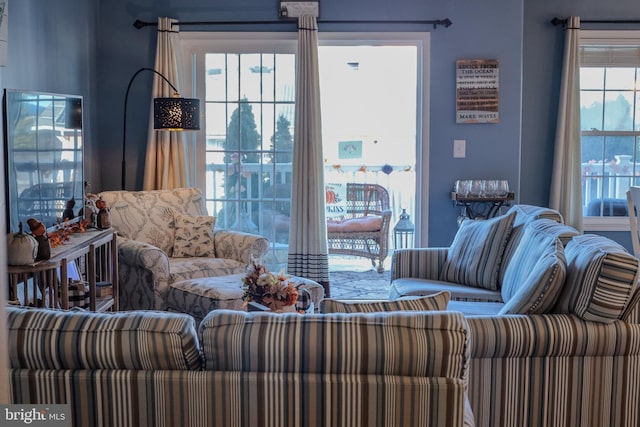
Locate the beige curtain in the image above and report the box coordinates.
[550,16,583,231]
[287,15,330,296]
[143,17,189,190]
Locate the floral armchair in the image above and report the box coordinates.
[98,188,269,311]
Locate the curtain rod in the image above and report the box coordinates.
[133,18,452,30]
[551,17,640,26]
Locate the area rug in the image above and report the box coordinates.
[328,269,391,300]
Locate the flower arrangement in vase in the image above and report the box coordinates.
[242,261,298,312]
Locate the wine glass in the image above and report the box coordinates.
[485,180,499,197]
[470,180,485,197]
[455,180,471,196]
[497,180,509,196]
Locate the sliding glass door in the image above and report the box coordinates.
[180,32,428,267]
[320,44,418,240]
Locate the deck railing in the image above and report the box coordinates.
[582,155,636,216]
[204,162,416,253]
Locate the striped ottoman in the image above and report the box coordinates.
[166,273,325,323]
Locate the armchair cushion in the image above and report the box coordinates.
[169,257,247,283]
[327,215,383,233]
[173,214,216,257]
[389,278,502,302]
[320,291,450,313]
[440,211,516,291]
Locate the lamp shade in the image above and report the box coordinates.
[153,97,200,131]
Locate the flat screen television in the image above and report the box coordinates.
[3,89,84,233]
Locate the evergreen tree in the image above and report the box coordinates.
[225,99,261,163]
[270,114,293,164]
[220,99,262,229]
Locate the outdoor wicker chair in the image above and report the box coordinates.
[327,183,392,273]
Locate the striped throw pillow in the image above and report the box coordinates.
[554,234,640,323]
[499,220,574,314]
[499,218,579,284]
[320,291,450,313]
[440,211,516,290]
[499,238,566,314]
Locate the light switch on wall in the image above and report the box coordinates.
[454,139,466,158]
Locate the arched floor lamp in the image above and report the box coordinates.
[122,67,200,190]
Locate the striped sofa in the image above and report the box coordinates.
[466,311,640,427]
[390,204,640,427]
[7,306,475,427]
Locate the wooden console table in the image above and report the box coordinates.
[451,191,515,220]
[7,228,118,312]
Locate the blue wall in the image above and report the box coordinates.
[94,0,524,247]
[3,0,98,190]
[427,0,523,246]
[7,0,640,248]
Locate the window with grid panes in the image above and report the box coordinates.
[580,30,640,229]
[203,52,296,244]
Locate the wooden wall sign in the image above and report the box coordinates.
[456,59,499,124]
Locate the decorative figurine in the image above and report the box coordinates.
[83,195,98,228]
[27,218,51,261]
[96,199,111,229]
[62,198,76,221]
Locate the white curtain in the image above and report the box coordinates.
[287,15,330,296]
[550,16,583,231]
[143,17,189,190]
